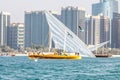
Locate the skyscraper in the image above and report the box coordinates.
[92,0,119,18]
[89,16,101,45]
[112,13,120,48]
[0,12,10,46]
[100,16,110,46]
[7,23,24,50]
[85,15,110,46]
[61,6,85,42]
[92,0,119,48]
[24,11,49,48]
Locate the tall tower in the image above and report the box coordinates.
[85,15,110,47]
[92,0,119,18]
[7,23,24,50]
[89,16,101,45]
[61,6,85,42]
[0,12,10,46]
[24,11,49,48]
[112,13,120,48]
[92,0,119,48]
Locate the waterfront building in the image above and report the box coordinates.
[92,0,119,48]
[61,6,85,42]
[112,13,120,48]
[7,23,24,50]
[24,11,49,48]
[89,16,101,45]
[92,0,119,18]
[100,16,110,44]
[85,15,110,47]
[85,14,91,45]
[0,12,10,46]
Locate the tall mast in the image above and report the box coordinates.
[49,30,52,52]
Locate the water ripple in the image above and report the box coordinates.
[0,57,120,80]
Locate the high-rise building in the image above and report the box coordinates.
[85,15,90,45]
[92,0,119,48]
[100,16,110,44]
[61,6,85,42]
[85,15,110,46]
[92,0,119,18]
[7,23,24,50]
[89,16,101,45]
[25,11,49,48]
[0,12,10,46]
[112,13,120,48]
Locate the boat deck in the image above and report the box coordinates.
[29,53,81,59]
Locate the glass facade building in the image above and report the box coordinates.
[92,0,119,48]
[0,12,10,46]
[112,13,120,48]
[61,6,85,42]
[24,11,49,48]
[92,0,119,18]
[7,23,24,50]
[85,15,110,47]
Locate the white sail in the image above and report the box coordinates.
[45,11,95,57]
[88,41,110,51]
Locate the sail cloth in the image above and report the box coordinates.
[45,11,95,57]
[88,41,110,51]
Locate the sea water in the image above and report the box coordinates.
[0,57,120,80]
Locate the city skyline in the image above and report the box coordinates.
[0,0,101,22]
[0,0,120,49]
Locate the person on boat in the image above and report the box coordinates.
[75,52,79,55]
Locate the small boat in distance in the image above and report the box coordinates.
[94,53,112,58]
[29,52,81,60]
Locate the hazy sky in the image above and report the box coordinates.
[0,0,119,23]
